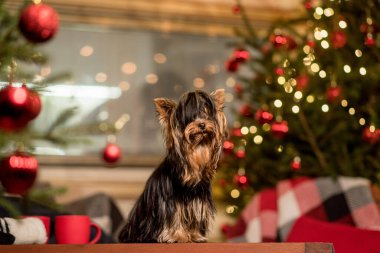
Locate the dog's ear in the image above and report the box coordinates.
[154,98,176,123]
[210,89,225,110]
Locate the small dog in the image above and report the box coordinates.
[118,89,226,243]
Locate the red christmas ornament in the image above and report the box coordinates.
[0,152,38,195]
[296,74,309,91]
[235,149,246,159]
[274,67,285,76]
[19,3,59,43]
[0,84,31,132]
[102,143,122,164]
[24,91,42,121]
[365,35,375,47]
[307,40,316,48]
[232,5,241,14]
[233,48,250,63]
[231,127,242,137]
[234,83,244,97]
[0,84,29,108]
[271,120,289,138]
[223,140,234,153]
[304,0,313,10]
[270,34,286,48]
[331,31,347,49]
[234,174,248,187]
[240,104,252,117]
[255,109,273,125]
[225,59,239,73]
[218,179,227,187]
[291,157,301,170]
[0,117,31,132]
[270,34,297,50]
[286,36,297,50]
[326,86,342,103]
[362,127,380,144]
[234,84,243,93]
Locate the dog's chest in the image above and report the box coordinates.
[188,145,211,169]
[176,198,211,224]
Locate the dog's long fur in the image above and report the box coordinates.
[118,89,226,243]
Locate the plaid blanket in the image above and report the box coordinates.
[223,177,380,242]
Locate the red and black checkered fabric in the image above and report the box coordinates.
[222,177,380,242]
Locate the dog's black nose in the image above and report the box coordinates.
[199,122,205,130]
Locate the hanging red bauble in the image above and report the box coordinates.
[102,143,122,164]
[274,67,285,76]
[270,34,297,50]
[223,140,234,154]
[0,84,29,109]
[255,109,273,125]
[235,149,246,159]
[24,91,42,121]
[365,35,375,47]
[0,152,38,195]
[296,74,309,91]
[291,157,301,170]
[331,31,347,49]
[362,127,380,144]
[225,59,239,73]
[291,160,301,170]
[234,83,244,97]
[307,40,316,48]
[218,179,227,187]
[234,174,249,187]
[240,104,252,117]
[0,117,29,132]
[19,3,59,43]
[231,127,242,137]
[233,48,250,63]
[271,120,289,139]
[0,84,31,132]
[234,84,243,93]
[286,36,297,50]
[304,0,313,10]
[270,34,286,48]
[232,5,241,14]
[326,86,342,103]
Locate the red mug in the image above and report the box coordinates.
[55,215,101,244]
[21,216,51,244]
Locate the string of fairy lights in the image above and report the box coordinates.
[306,3,377,133]
[228,0,379,147]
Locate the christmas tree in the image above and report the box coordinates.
[215,0,380,216]
[0,0,65,214]
[0,0,61,143]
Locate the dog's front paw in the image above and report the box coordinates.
[191,233,207,243]
[158,229,192,243]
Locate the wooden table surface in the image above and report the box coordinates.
[0,243,334,253]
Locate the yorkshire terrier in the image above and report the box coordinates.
[118,89,226,243]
